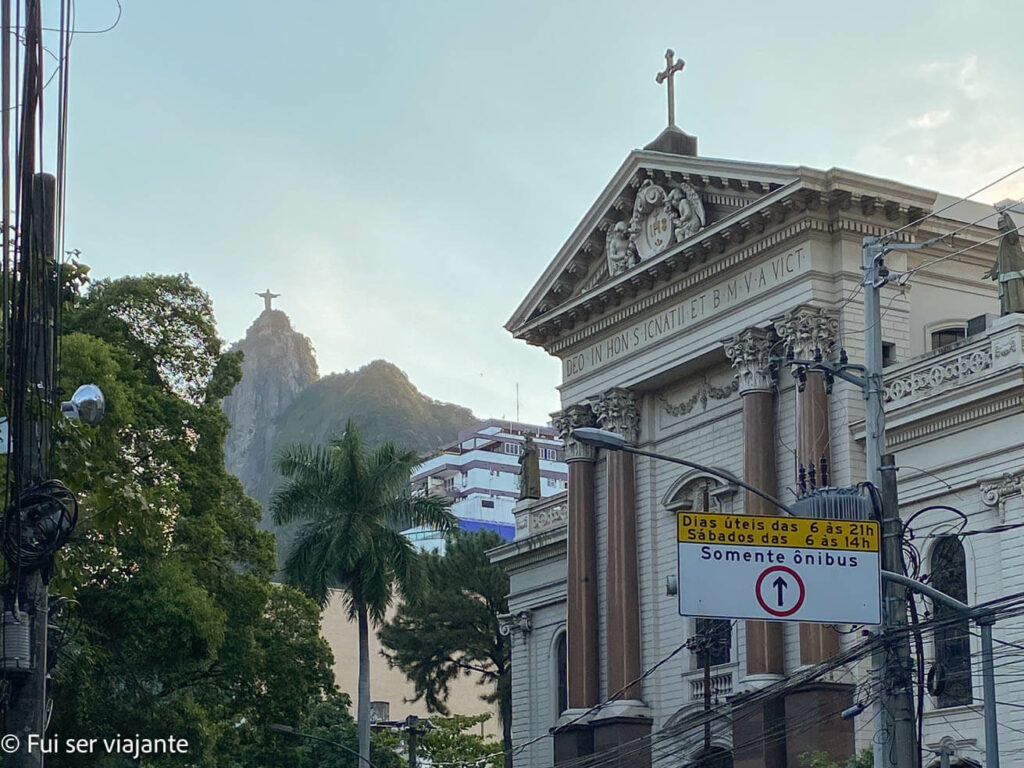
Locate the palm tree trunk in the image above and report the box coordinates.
[358,602,371,768]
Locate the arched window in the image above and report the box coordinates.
[931,537,972,708]
[554,630,567,717]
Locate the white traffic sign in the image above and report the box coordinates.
[677,512,881,625]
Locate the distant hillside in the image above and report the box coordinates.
[222,308,474,565]
[276,359,473,455]
[258,360,474,563]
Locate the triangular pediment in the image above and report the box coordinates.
[507,150,803,335]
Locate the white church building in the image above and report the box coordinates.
[491,73,1024,768]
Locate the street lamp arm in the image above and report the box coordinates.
[570,427,796,516]
[879,570,971,615]
[619,445,797,517]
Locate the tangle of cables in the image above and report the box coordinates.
[1,478,77,574]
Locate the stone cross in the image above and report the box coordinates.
[655,49,685,128]
[257,289,280,311]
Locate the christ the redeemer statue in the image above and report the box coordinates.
[257,289,280,311]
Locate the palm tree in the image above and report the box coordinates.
[271,420,456,768]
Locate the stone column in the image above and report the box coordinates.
[774,306,840,665]
[592,388,643,701]
[773,306,854,766]
[589,388,650,763]
[724,327,785,768]
[552,404,600,710]
[723,328,784,677]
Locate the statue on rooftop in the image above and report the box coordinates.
[518,436,541,500]
[984,210,1024,315]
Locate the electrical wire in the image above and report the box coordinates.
[881,162,1024,243]
[906,221,1024,280]
[43,0,120,35]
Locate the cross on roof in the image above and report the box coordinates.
[257,289,280,311]
[655,49,685,129]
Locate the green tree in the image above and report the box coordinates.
[44,274,337,767]
[271,422,455,768]
[378,531,512,766]
[420,714,503,768]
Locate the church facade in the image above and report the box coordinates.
[494,114,1024,768]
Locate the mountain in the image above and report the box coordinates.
[222,308,473,563]
[222,308,319,503]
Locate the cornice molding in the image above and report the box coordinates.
[886,392,1023,450]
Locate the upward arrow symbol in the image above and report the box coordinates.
[772,576,788,607]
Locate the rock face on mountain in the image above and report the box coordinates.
[222,308,473,563]
[222,308,319,505]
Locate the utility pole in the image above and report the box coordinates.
[5,171,57,768]
[405,715,420,768]
[3,3,55,761]
[862,236,918,768]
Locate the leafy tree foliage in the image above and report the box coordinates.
[378,531,512,765]
[271,421,455,768]
[798,748,873,768]
[43,274,337,767]
[420,714,503,768]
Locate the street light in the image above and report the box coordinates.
[570,427,797,516]
[268,723,375,768]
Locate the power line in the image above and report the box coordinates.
[905,221,1024,280]
[881,162,1024,243]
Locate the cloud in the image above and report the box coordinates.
[917,54,988,100]
[854,54,1023,204]
[907,109,951,130]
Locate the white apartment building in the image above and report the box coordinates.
[405,419,568,553]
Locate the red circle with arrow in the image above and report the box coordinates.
[755,566,805,617]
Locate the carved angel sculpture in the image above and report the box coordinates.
[668,185,706,243]
[606,220,634,276]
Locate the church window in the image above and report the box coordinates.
[694,618,731,668]
[554,630,568,716]
[931,536,972,708]
[930,326,967,350]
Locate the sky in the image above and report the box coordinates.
[53,0,1024,425]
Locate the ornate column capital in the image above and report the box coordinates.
[980,471,1024,522]
[592,388,640,444]
[497,611,533,645]
[723,327,777,395]
[773,305,839,361]
[553,403,598,462]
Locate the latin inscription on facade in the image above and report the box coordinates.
[563,246,810,382]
